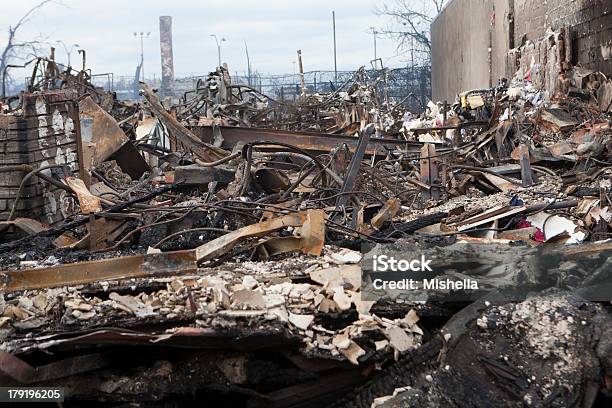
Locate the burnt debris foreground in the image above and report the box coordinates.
[0,53,611,408]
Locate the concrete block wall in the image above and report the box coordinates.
[431,0,511,101]
[0,90,82,224]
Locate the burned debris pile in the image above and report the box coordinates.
[0,57,610,407]
[179,66,405,136]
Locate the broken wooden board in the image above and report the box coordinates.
[86,218,128,251]
[480,173,517,192]
[371,198,401,230]
[537,108,579,132]
[64,177,102,214]
[419,143,439,200]
[0,218,46,237]
[497,227,539,243]
[451,205,528,232]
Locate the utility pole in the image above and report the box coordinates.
[369,27,378,63]
[210,34,226,68]
[55,40,80,67]
[244,40,251,86]
[133,31,151,82]
[332,11,337,86]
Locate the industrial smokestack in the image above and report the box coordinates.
[159,16,175,98]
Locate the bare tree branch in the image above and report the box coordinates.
[13,0,55,31]
[375,0,447,63]
[1,0,56,96]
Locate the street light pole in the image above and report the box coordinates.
[56,40,80,67]
[133,31,151,82]
[210,34,226,68]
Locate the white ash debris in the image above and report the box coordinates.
[509,297,577,366]
[400,177,566,225]
[371,385,416,408]
[0,288,64,326]
[1,247,423,365]
[327,248,362,264]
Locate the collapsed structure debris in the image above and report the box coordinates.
[0,41,610,407]
[177,65,408,137]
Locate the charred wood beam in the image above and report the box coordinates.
[373,212,449,239]
[0,351,115,385]
[0,183,179,254]
[252,369,367,408]
[330,338,444,408]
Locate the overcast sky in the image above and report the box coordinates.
[0,0,409,80]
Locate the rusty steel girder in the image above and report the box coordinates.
[0,250,198,293]
[191,125,443,156]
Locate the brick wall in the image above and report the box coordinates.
[514,0,612,74]
[432,0,612,101]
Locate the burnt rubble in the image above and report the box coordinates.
[0,52,610,407]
